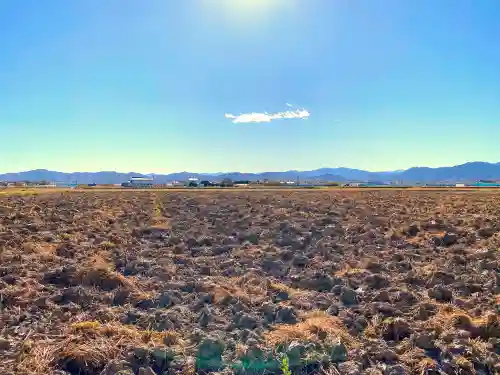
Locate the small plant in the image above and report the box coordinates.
[101,241,115,249]
[60,233,72,240]
[70,320,101,332]
[154,203,162,216]
[280,355,291,375]
[153,194,162,217]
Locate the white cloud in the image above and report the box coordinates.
[225,108,310,124]
[286,102,293,107]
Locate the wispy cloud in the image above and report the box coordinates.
[225,106,310,124]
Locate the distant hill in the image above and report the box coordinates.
[397,162,500,183]
[1,162,499,184]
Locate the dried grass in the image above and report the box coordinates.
[150,219,170,230]
[18,321,175,375]
[33,242,58,256]
[85,252,113,269]
[363,317,380,338]
[78,267,134,291]
[334,265,367,277]
[75,252,135,291]
[423,303,500,338]
[264,311,358,349]
[468,337,490,358]
[208,274,269,305]
[454,356,475,373]
[210,285,250,305]
[162,330,182,346]
[416,357,438,375]
[268,282,306,298]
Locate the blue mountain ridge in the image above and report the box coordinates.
[1,162,499,184]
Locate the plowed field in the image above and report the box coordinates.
[0,190,499,375]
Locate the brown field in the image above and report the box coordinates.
[0,190,499,375]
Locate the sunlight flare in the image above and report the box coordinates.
[200,0,291,24]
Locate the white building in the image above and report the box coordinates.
[130,177,154,188]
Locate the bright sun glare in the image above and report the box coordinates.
[201,0,286,20]
[226,0,277,10]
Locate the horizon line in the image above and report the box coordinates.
[0,161,497,175]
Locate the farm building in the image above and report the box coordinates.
[166,181,184,187]
[129,177,154,188]
[55,182,77,188]
[470,182,500,187]
[199,180,216,187]
[234,180,250,187]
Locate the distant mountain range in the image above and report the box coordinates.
[1,162,500,184]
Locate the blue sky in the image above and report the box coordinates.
[0,0,498,173]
